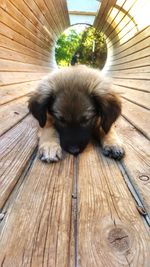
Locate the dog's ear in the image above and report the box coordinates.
[28,81,55,128]
[93,92,121,133]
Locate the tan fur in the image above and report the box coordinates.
[29,65,124,162]
[39,115,62,162]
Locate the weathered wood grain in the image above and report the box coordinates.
[0,81,39,105]
[0,97,29,136]
[113,84,150,109]
[112,27,150,55]
[0,115,38,209]
[121,99,150,139]
[113,79,150,92]
[115,117,150,215]
[78,144,150,267]
[0,154,74,267]
[0,72,46,86]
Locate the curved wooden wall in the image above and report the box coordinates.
[0,0,69,106]
[0,1,150,266]
[93,0,150,226]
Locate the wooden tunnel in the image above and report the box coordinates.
[0,0,150,266]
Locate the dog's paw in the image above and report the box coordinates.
[39,142,62,163]
[102,145,125,160]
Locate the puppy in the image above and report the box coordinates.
[28,65,124,162]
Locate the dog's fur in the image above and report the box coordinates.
[28,65,124,162]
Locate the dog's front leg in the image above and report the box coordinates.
[38,120,62,163]
[100,126,125,160]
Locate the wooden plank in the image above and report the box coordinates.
[8,0,52,43]
[105,0,137,41]
[107,66,150,73]
[0,72,46,86]
[112,38,150,60]
[22,0,59,38]
[111,71,150,79]
[0,80,39,105]
[39,0,66,33]
[0,0,51,48]
[112,47,150,65]
[113,84,150,109]
[112,78,150,92]
[78,144,150,266]
[115,117,150,215]
[112,26,150,54]
[0,47,50,66]
[121,98,150,139]
[69,11,96,16]
[59,0,70,29]
[94,0,116,30]
[104,0,129,37]
[0,96,29,136]
[108,56,150,70]
[0,33,49,62]
[0,8,51,54]
[48,0,69,30]
[0,59,51,72]
[106,66,150,75]
[0,154,74,266]
[0,115,38,209]
[0,21,50,58]
[24,0,61,37]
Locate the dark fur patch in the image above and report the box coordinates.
[92,92,121,133]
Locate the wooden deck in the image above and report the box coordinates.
[0,0,150,266]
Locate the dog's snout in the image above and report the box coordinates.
[68,146,80,155]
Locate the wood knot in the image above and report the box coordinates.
[139,175,149,181]
[107,228,130,252]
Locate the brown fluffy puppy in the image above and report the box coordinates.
[28,65,124,162]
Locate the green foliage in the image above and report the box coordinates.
[55,29,82,66]
[55,26,107,68]
[78,27,107,69]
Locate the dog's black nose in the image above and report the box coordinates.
[68,146,80,155]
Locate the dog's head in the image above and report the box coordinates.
[29,67,121,155]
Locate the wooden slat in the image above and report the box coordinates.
[105,0,137,42]
[0,154,74,266]
[0,72,46,86]
[0,97,29,136]
[0,115,38,209]
[23,0,60,38]
[115,117,150,215]
[112,78,150,92]
[29,0,62,36]
[121,99,150,139]
[113,84,150,109]
[0,8,51,54]
[112,38,150,60]
[0,22,51,59]
[0,80,39,105]
[110,26,150,52]
[110,72,150,80]
[112,47,150,65]
[0,33,50,62]
[8,0,52,43]
[107,66,150,73]
[107,56,150,71]
[0,59,51,72]
[0,47,50,66]
[78,144,150,266]
[94,0,116,30]
[0,0,51,49]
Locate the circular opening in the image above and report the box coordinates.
[55,24,107,69]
